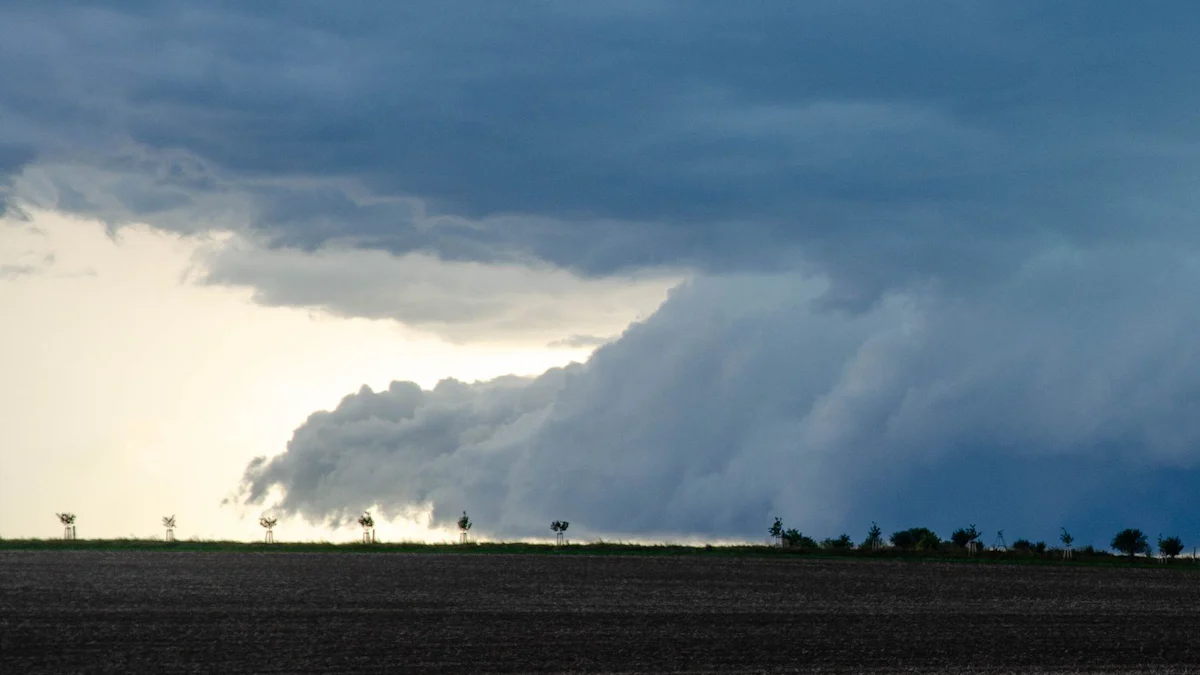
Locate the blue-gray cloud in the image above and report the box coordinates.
[4,2,1200,303]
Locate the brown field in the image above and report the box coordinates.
[2,551,1199,674]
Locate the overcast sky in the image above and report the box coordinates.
[3,2,1200,547]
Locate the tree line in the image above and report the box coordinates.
[37,511,1190,560]
[769,517,1189,560]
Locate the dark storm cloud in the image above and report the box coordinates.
[3,2,1200,297]
[241,257,1200,545]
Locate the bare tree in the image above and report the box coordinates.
[358,512,376,544]
[259,515,278,544]
[457,511,472,544]
[162,515,176,542]
[551,520,570,546]
[56,513,76,540]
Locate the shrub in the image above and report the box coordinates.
[782,528,818,549]
[1011,539,1046,554]
[890,527,939,551]
[1111,528,1150,557]
[821,534,854,550]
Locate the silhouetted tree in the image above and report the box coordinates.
[358,512,375,543]
[863,522,883,551]
[551,520,570,546]
[457,511,472,544]
[768,517,783,548]
[1158,534,1184,560]
[1111,528,1150,558]
[162,515,176,542]
[259,515,277,544]
[56,513,76,540]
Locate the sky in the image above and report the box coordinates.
[2,2,1200,548]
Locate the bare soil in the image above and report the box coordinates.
[2,551,1199,673]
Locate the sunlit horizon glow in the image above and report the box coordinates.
[0,208,667,542]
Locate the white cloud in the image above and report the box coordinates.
[195,235,679,344]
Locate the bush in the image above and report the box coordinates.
[1010,539,1045,554]
[782,528,818,549]
[1111,528,1150,557]
[1158,535,1184,559]
[890,527,940,551]
[821,534,854,550]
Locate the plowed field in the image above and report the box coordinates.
[2,551,1198,673]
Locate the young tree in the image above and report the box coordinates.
[162,515,176,542]
[259,515,278,544]
[1060,527,1074,559]
[768,517,784,548]
[863,522,883,552]
[1158,534,1184,560]
[551,520,570,546]
[357,512,375,544]
[457,511,472,544]
[1111,528,1150,558]
[56,513,76,540]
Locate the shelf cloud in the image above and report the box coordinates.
[242,257,1200,543]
